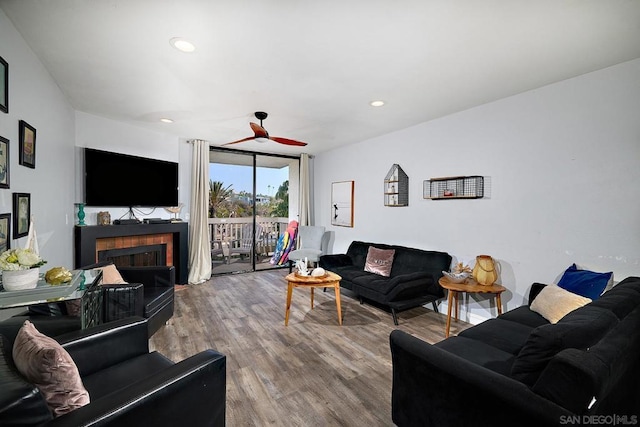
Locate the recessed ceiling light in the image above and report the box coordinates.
[170,38,196,53]
[160,118,174,123]
[370,100,385,107]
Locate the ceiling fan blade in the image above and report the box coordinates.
[226,114,308,147]
[221,136,256,146]
[270,136,308,146]
[250,122,269,138]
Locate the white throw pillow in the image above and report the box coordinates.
[530,285,591,324]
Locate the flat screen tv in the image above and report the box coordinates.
[84,148,179,207]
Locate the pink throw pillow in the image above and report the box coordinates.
[12,320,90,417]
[364,247,395,277]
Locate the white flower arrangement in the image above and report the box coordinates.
[0,248,47,271]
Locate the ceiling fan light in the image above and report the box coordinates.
[255,137,269,143]
[370,100,385,107]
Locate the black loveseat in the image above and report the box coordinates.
[319,241,451,324]
[0,317,226,426]
[390,276,640,427]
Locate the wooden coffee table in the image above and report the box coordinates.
[438,276,506,337]
[284,271,342,326]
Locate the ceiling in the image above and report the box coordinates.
[2,1,640,156]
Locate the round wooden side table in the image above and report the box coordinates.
[438,277,506,337]
[284,271,342,326]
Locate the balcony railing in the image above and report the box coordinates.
[208,217,290,261]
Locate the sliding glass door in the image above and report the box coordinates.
[209,148,299,275]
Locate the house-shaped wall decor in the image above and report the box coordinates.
[384,164,408,207]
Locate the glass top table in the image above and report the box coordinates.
[0,269,103,328]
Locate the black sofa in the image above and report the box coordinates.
[390,276,640,427]
[319,241,451,324]
[0,317,226,426]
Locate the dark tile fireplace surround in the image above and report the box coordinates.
[74,222,188,284]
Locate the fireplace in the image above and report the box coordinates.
[98,244,167,268]
[74,223,189,284]
[94,232,174,267]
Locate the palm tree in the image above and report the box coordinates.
[272,180,289,217]
[209,180,233,217]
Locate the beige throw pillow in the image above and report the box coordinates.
[530,285,592,324]
[12,320,90,417]
[96,264,127,284]
[364,247,395,277]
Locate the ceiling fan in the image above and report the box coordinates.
[222,111,307,147]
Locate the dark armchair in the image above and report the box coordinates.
[0,317,226,426]
[114,265,175,337]
[78,263,175,337]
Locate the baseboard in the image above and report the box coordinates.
[432,301,492,326]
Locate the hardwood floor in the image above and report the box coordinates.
[150,270,471,426]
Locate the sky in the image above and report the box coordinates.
[209,163,289,196]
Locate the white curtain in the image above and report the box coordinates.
[298,153,311,226]
[187,139,212,284]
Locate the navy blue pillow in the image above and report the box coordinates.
[557,264,612,300]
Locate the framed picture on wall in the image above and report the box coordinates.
[331,181,354,227]
[0,213,10,252]
[0,135,9,189]
[13,193,30,239]
[19,120,36,169]
[0,56,7,114]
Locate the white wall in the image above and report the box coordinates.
[0,10,76,271]
[75,111,180,162]
[314,59,640,323]
[74,111,190,224]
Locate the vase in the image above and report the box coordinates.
[2,268,40,291]
[472,255,498,286]
[76,203,86,226]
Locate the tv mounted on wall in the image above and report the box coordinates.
[84,148,179,207]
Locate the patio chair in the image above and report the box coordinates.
[287,225,331,273]
[211,239,230,264]
[228,223,263,262]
